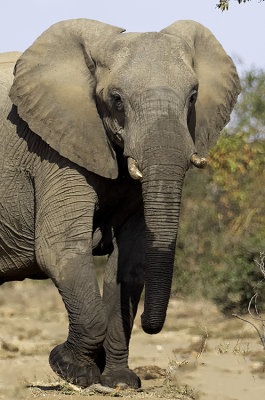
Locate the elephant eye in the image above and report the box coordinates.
[111,93,124,111]
[189,91,197,106]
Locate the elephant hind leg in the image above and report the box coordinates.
[0,165,37,282]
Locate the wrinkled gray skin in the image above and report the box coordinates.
[0,19,240,388]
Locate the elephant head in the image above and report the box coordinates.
[9,19,240,334]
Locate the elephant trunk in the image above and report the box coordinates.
[141,160,185,334]
[125,89,193,334]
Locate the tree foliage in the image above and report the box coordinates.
[173,69,265,314]
[217,0,264,11]
[231,69,265,136]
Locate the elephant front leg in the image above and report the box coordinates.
[37,240,107,386]
[35,173,106,387]
[101,211,144,388]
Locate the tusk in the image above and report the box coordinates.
[128,157,143,180]
[190,153,207,169]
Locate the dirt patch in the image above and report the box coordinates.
[0,281,265,400]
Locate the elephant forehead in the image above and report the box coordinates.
[107,33,195,91]
[111,32,192,64]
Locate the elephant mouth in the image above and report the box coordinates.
[127,153,207,180]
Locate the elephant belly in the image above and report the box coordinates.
[0,164,36,282]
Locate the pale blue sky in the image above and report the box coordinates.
[1,0,264,74]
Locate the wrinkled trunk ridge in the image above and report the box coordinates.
[141,162,185,334]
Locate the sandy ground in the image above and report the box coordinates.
[0,279,265,400]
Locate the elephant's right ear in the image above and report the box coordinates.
[161,20,241,158]
[10,19,125,179]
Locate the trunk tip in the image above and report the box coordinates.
[141,313,164,334]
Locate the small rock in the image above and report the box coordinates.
[250,361,265,373]
[1,340,19,352]
[134,365,167,380]
[0,307,16,317]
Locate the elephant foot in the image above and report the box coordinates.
[100,367,141,389]
[49,343,100,387]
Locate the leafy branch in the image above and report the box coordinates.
[217,0,264,11]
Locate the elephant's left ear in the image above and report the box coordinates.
[10,19,125,179]
[161,20,241,157]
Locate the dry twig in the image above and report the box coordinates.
[196,327,209,359]
[233,252,265,350]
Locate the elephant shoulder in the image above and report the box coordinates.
[0,52,21,91]
[0,52,21,121]
[0,51,21,63]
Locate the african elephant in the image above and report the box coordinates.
[0,19,240,388]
